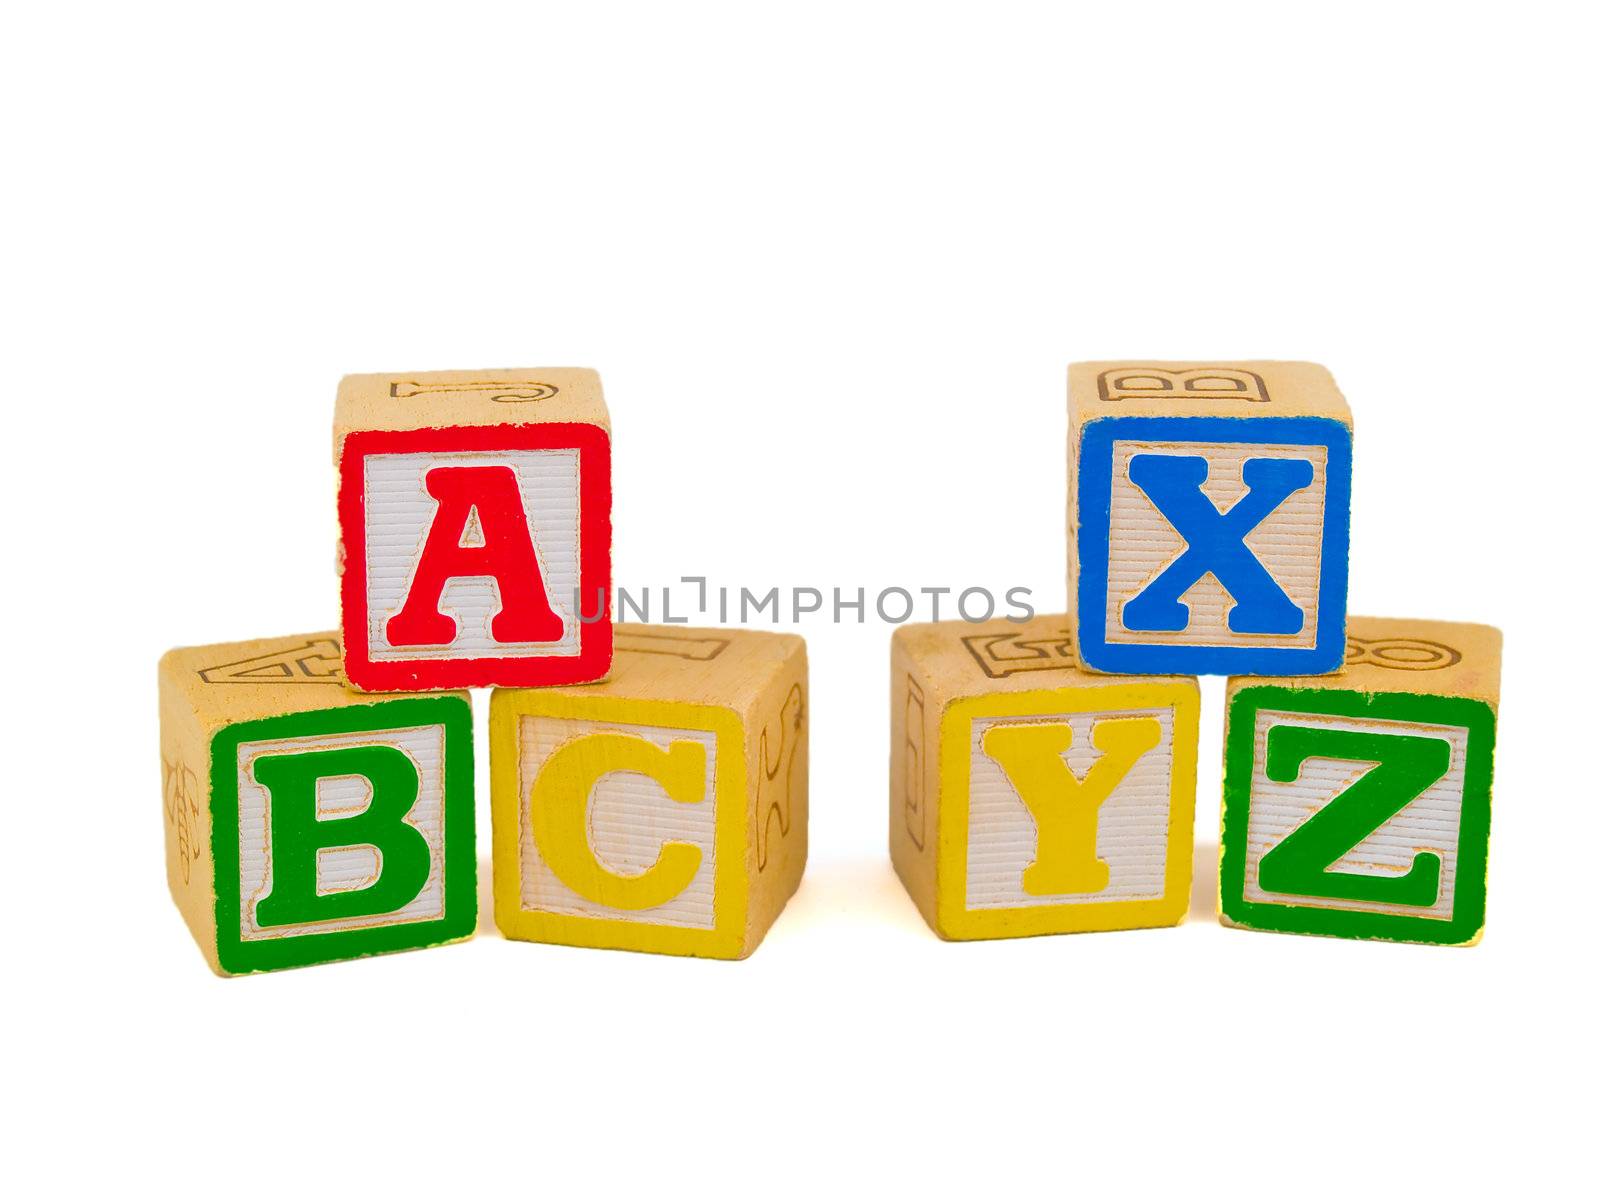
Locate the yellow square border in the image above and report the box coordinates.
[937,682,1199,939]
[490,689,749,959]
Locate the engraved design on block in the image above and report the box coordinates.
[756,684,805,872]
[903,676,927,850]
[163,756,203,884]
[961,626,1076,678]
[517,717,718,928]
[1097,367,1270,404]
[1242,710,1469,920]
[1346,635,1462,671]
[363,450,581,660]
[615,629,731,661]
[199,638,345,684]
[1105,440,1328,649]
[389,380,560,402]
[965,708,1176,910]
[233,725,449,941]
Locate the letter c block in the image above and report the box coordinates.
[490,624,809,959]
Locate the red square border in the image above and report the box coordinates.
[338,423,612,691]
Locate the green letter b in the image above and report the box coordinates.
[253,744,431,928]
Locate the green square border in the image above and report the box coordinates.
[1220,685,1495,946]
[210,695,476,974]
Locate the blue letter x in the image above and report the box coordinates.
[1122,454,1314,635]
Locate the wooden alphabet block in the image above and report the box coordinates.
[489,624,807,959]
[335,368,612,692]
[1220,616,1501,945]
[159,633,475,974]
[1068,361,1353,676]
[890,614,1199,940]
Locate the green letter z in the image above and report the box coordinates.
[1258,726,1452,908]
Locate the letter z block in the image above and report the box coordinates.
[335,368,612,691]
[490,624,807,959]
[890,614,1200,940]
[1220,616,1501,946]
[159,633,475,975]
[1069,361,1352,676]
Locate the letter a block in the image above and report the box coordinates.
[890,614,1199,940]
[490,625,808,958]
[1069,361,1353,676]
[159,633,475,975]
[1220,617,1501,946]
[335,368,612,691]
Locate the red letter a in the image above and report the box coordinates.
[386,465,564,647]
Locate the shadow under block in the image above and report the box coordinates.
[490,624,808,959]
[1220,616,1501,946]
[1068,361,1353,676]
[159,633,476,975]
[334,368,613,692]
[890,614,1200,940]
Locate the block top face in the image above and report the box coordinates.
[159,632,467,731]
[893,614,1195,699]
[1069,361,1351,425]
[334,368,608,451]
[1232,616,1503,707]
[512,623,806,713]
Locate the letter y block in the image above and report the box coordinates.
[1069,361,1352,675]
[890,615,1200,940]
[490,625,808,958]
[1220,616,1501,945]
[335,368,612,691]
[159,633,475,975]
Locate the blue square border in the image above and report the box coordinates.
[1075,415,1352,676]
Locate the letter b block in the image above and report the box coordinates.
[1220,617,1501,945]
[890,615,1200,940]
[336,368,612,691]
[490,625,808,958]
[1069,361,1353,676]
[159,634,475,974]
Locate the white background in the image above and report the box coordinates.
[4,2,1594,1194]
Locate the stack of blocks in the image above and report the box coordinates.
[891,362,1500,946]
[161,370,808,974]
[159,359,1502,972]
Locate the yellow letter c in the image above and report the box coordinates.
[529,733,708,911]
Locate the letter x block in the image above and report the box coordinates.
[1069,361,1353,676]
[335,368,612,691]
[158,633,475,975]
[890,614,1199,940]
[489,624,808,959]
[1221,617,1501,946]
